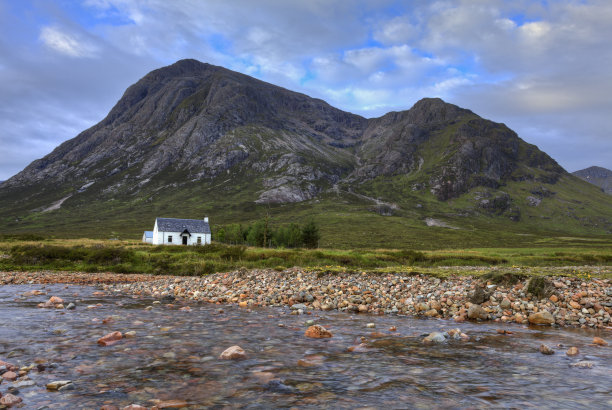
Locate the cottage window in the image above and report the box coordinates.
[197,236,202,244]
[168,235,173,243]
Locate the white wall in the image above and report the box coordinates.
[151,220,211,245]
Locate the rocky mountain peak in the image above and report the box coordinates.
[3,59,607,238]
[405,97,472,125]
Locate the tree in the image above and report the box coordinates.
[215,228,226,243]
[301,220,320,248]
[287,223,303,247]
[224,224,243,244]
[246,219,270,247]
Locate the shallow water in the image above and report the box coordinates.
[0,284,611,409]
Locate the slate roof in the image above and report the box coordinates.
[143,231,153,238]
[155,218,211,234]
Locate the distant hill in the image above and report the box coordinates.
[572,166,612,195]
[0,59,610,248]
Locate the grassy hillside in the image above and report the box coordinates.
[1,166,611,250]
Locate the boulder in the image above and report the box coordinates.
[470,287,491,304]
[219,345,246,360]
[304,325,333,338]
[1,371,17,381]
[539,344,554,355]
[0,393,22,407]
[593,337,608,346]
[467,304,489,320]
[97,331,123,346]
[423,332,447,343]
[528,311,555,325]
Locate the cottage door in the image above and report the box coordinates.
[182,236,188,245]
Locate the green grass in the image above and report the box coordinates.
[0,238,610,279]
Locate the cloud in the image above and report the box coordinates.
[40,26,99,58]
[0,0,611,180]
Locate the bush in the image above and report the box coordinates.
[85,247,134,265]
[10,245,82,264]
[481,271,526,285]
[0,233,47,241]
[193,243,226,254]
[527,276,555,299]
[391,250,427,264]
[219,245,246,261]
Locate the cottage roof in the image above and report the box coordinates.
[143,231,153,238]
[155,218,211,234]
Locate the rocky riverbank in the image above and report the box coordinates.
[0,270,172,285]
[103,268,612,329]
[1,268,611,329]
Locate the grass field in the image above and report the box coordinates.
[1,236,610,279]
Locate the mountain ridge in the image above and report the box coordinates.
[572,166,612,195]
[1,59,610,245]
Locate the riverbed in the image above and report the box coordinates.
[1,283,611,409]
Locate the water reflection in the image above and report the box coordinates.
[0,284,610,409]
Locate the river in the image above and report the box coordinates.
[1,284,610,409]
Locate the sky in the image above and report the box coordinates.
[1,0,611,180]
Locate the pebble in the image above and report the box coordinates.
[566,346,579,356]
[366,323,376,328]
[347,343,370,352]
[571,361,595,369]
[291,303,307,310]
[46,380,72,391]
[58,382,75,391]
[264,379,294,393]
[539,344,555,355]
[156,399,190,408]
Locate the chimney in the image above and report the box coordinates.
[204,217,209,223]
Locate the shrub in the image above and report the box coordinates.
[527,276,555,299]
[219,245,246,261]
[481,271,526,286]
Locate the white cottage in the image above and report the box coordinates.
[152,217,211,245]
[142,231,153,244]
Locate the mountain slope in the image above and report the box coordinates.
[573,166,612,195]
[0,59,610,246]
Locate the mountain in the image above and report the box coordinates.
[1,59,610,248]
[572,166,612,195]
